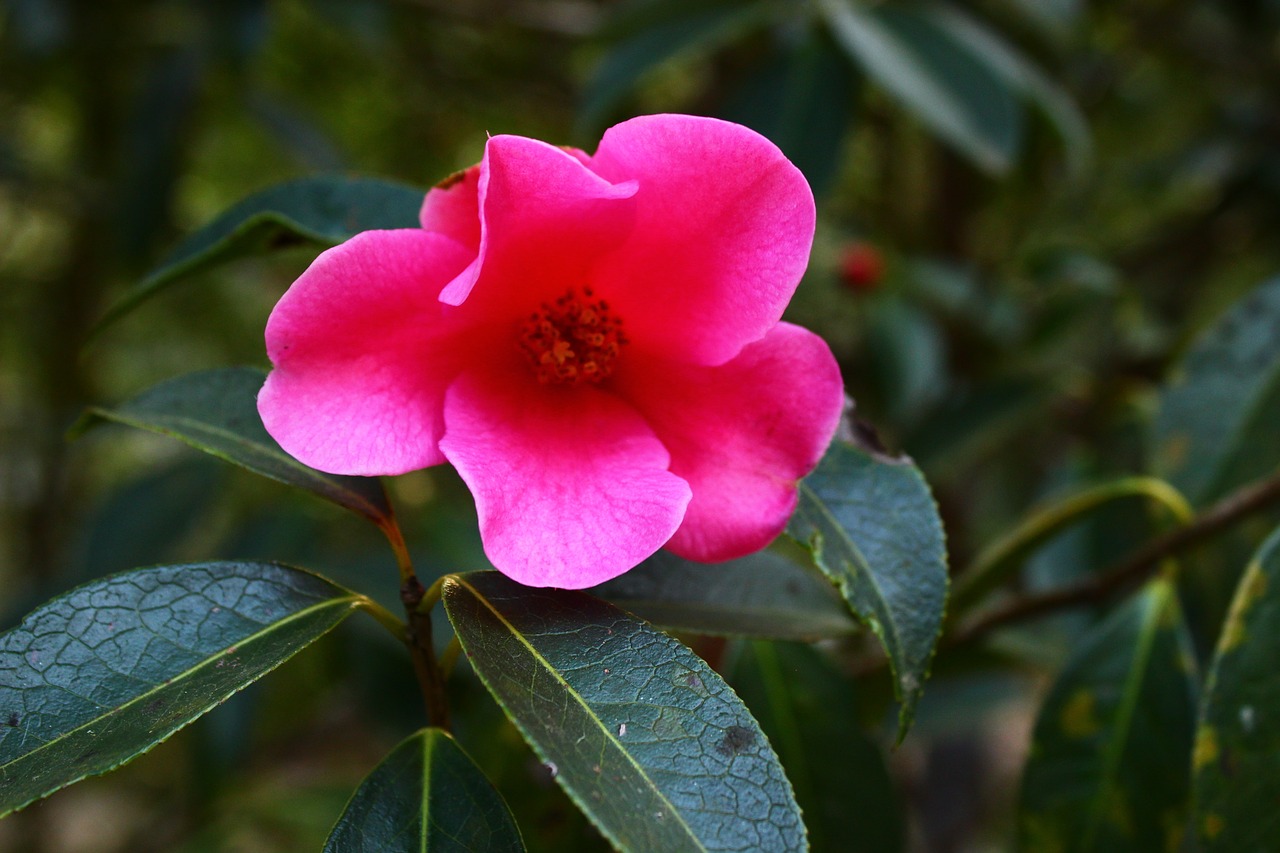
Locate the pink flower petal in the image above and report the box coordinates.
[588,114,816,366]
[419,164,481,251]
[439,365,692,588]
[614,322,844,562]
[259,229,482,476]
[438,135,638,309]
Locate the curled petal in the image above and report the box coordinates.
[439,366,691,588]
[589,114,816,366]
[439,135,638,309]
[259,230,479,476]
[614,322,844,562]
[419,164,481,251]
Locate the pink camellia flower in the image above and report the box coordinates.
[258,114,844,588]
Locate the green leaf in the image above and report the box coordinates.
[1192,525,1280,848]
[71,367,391,524]
[819,0,1023,174]
[325,727,524,853]
[442,571,806,852]
[918,3,1092,177]
[1018,578,1199,851]
[95,176,424,332]
[0,561,368,817]
[718,28,857,196]
[590,545,856,641]
[729,641,903,853]
[578,0,770,132]
[1152,275,1280,506]
[786,439,949,738]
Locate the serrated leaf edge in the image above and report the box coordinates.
[443,574,705,852]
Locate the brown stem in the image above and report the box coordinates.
[401,575,451,730]
[950,468,1280,648]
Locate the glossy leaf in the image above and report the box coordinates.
[1018,579,1198,851]
[1152,275,1280,506]
[0,561,368,817]
[1192,525,1280,848]
[591,546,856,641]
[442,571,806,852]
[579,0,770,131]
[72,367,391,523]
[787,439,949,737]
[95,176,424,331]
[729,641,903,853]
[820,0,1023,173]
[325,727,523,853]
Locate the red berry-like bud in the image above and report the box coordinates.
[838,242,885,292]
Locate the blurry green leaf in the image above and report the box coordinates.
[442,571,806,852]
[73,458,222,583]
[72,367,391,524]
[864,295,947,426]
[325,727,523,853]
[579,0,771,131]
[719,28,857,196]
[1192,525,1280,848]
[95,176,424,332]
[591,546,856,641]
[0,561,367,818]
[1152,275,1280,506]
[729,641,904,853]
[920,3,1092,177]
[820,0,1023,173]
[1018,578,1198,851]
[787,439,949,738]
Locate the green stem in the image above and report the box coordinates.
[952,476,1193,614]
[950,466,1280,647]
[355,598,406,639]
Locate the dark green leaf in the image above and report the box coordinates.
[786,439,949,737]
[442,571,806,852]
[71,367,391,524]
[325,727,524,853]
[1192,525,1280,848]
[718,28,857,196]
[1152,275,1280,506]
[729,641,903,853]
[819,0,1024,173]
[579,0,770,132]
[95,176,424,331]
[1018,579,1198,851]
[591,545,856,641]
[919,3,1091,177]
[0,561,367,817]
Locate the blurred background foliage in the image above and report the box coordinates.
[2,0,1280,850]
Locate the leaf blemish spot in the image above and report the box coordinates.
[6,713,19,727]
[716,725,755,757]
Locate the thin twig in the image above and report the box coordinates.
[950,468,1280,648]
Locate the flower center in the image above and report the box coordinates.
[519,288,628,385]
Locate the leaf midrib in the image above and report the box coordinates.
[93,408,384,520]
[1081,585,1168,850]
[796,480,905,678]
[449,575,704,851]
[0,593,361,791]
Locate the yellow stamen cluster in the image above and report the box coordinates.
[519,288,628,385]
